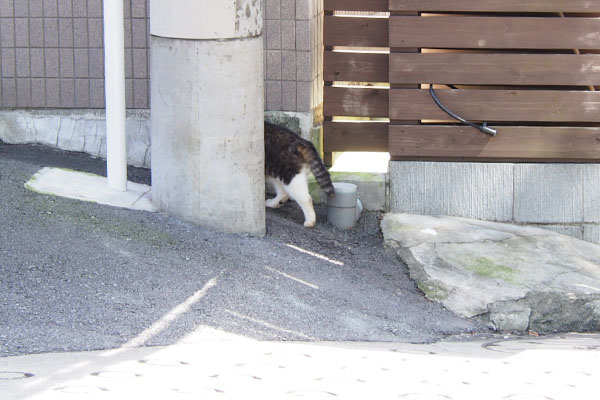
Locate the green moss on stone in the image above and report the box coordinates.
[330,171,385,183]
[417,281,448,301]
[466,257,519,284]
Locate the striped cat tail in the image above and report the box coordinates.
[300,145,335,197]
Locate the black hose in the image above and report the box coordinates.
[429,85,497,136]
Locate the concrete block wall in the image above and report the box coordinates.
[0,0,321,122]
[390,162,600,244]
[0,0,324,163]
[264,0,323,119]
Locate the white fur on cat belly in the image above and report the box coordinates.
[267,169,316,228]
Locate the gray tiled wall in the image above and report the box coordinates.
[0,0,322,116]
[264,0,323,116]
[0,0,149,109]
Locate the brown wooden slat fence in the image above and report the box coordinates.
[323,0,390,159]
[323,0,600,162]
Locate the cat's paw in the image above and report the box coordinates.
[303,219,316,228]
[266,198,282,208]
[266,196,289,208]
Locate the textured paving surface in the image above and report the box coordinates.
[0,333,598,400]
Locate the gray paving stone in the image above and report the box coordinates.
[14,18,29,47]
[44,48,59,77]
[58,17,73,47]
[44,77,60,106]
[281,0,295,20]
[0,17,15,46]
[15,78,31,107]
[281,19,295,49]
[43,0,58,17]
[29,0,44,17]
[30,48,45,77]
[28,17,44,47]
[15,48,30,78]
[74,78,89,107]
[281,80,296,111]
[265,19,281,49]
[131,0,146,18]
[1,78,17,107]
[43,17,58,47]
[30,78,46,107]
[59,78,75,107]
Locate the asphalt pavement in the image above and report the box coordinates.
[0,142,486,358]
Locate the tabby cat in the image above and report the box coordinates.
[264,121,335,227]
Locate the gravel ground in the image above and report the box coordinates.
[0,143,487,357]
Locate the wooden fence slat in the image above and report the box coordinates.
[389,16,600,49]
[325,0,388,12]
[389,89,600,122]
[389,54,600,86]
[389,0,600,13]
[389,125,600,161]
[324,51,389,82]
[324,15,389,47]
[324,121,388,152]
[325,86,389,117]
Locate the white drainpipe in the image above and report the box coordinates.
[103,0,127,192]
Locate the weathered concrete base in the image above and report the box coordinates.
[0,109,321,173]
[390,162,600,244]
[382,213,600,334]
[0,109,150,168]
[25,167,156,212]
[264,111,313,139]
[150,35,265,236]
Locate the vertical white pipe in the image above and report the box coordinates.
[103,0,127,191]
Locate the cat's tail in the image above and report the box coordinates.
[299,145,335,197]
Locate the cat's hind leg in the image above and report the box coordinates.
[284,170,316,228]
[266,178,290,208]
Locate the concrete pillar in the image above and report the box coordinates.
[150,0,265,236]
